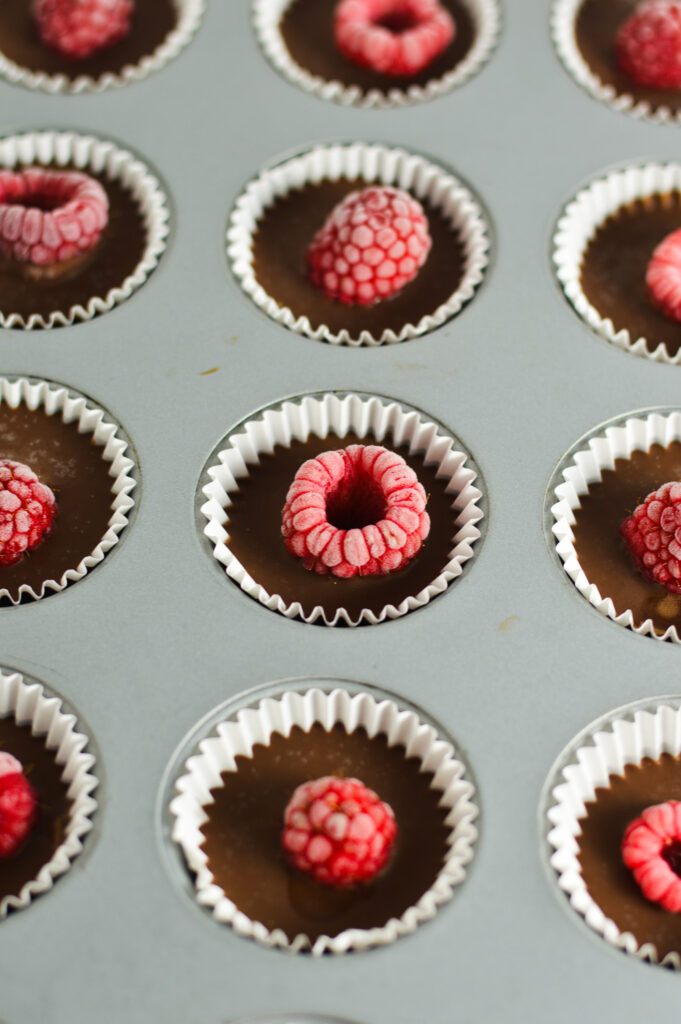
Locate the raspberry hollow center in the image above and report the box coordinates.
[663,840,681,878]
[4,193,62,212]
[376,11,418,32]
[326,471,388,530]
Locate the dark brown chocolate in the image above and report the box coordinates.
[252,179,465,339]
[572,443,681,634]
[578,754,681,961]
[225,431,459,620]
[0,0,176,80]
[579,194,681,357]
[200,723,451,941]
[0,402,116,601]
[279,0,475,92]
[0,715,70,905]
[575,0,681,113]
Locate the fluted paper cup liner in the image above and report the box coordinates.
[0,376,136,604]
[170,684,478,955]
[0,0,205,94]
[227,142,490,346]
[544,696,681,968]
[0,130,170,329]
[0,667,98,919]
[200,391,484,626]
[253,0,500,109]
[550,408,681,643]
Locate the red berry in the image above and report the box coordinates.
[0,460,57,567]
[33,0,133,60]
[646,228,681,322]
[615,0,681,89]
[282,775,397,887]
[621,480,681,593]
[281,444,430,578]
[0,168,108,269]
[307,186,431,306]
[334,0,455,77]
[0,753,38,860]
[622,801,681,913]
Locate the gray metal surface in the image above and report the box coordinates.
[1,1,681,1022]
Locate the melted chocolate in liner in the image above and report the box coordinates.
[252,179,466,339]
[225,432,460,620]
[200,724,451,941]
[0,716,70,905]
[0,169,147,323]
[0,403,116,601]
[580,194,681,357]
[0,0,176,80]
[280,0,475,92]
[575,0,681,113]
[572,443,681,635]
[578,754,681,961]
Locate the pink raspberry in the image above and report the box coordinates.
[281,444,430,579]
[33,0,133,60]
[622,801,681,912]
[646,228,681,321]
[307,186,431,306]
[282,775,397,887]
[615,1,681,89]
[620,481,681,593]
[0,168,108,270]
[0,753,38,860]
[0,460,57,567]
[334,0,455,76]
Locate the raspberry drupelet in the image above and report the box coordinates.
[281,444,430,578]
[334,0,455,77]
[33,0,134,61]
[307,185,431,306]
[646,228,681,322]
[0,460,57,567]
[282,775,398,887]
[622,801,681,913]
[621,481,681,593]
[0,752,38,859]
[615,0,681,90]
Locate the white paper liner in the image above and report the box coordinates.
[551,0,681,125]
[227,142,490,347]
[553,162,681,365]
[551,409,681,643]
[0,667,98,919]
[252,0,500,109]
[0,0,205,94]
[0,130,170,329]
[0,376,136,604]
[545,698,681,968]
[170,685,478,955]
[200,392,484,626]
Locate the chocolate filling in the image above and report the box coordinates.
[0,716,70,906]
[279,0,475,92]
[579,194,681,358]
[224,431,460,620]
[199,723,451,942]
[578,754,681,961]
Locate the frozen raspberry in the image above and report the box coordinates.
[0,168,108,270]
[0,753,38,859]
[281,444,430,579]
[0,460,57,567]
[622,801,681,912]
[282,775,397,887]
[307,186,431,306]
[615,1,681,89]
[646,228,681,321]
[620,481,681,593]
[334,0,455,76]
[33,0,133,60]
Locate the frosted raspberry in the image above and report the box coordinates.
[0,754,38,859]
[281,444,430,578]
[0,168,108,271]
[646,228,681,321]
[307,186,431,306]
[33,0,133,60]
[334,0,455,76]
[282,775,397,887]
[615,1,681,89]
[620,481,681,593]
[622,801,681,912]
[0,460,57,567]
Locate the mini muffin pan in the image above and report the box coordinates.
[5,1,681,1022]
